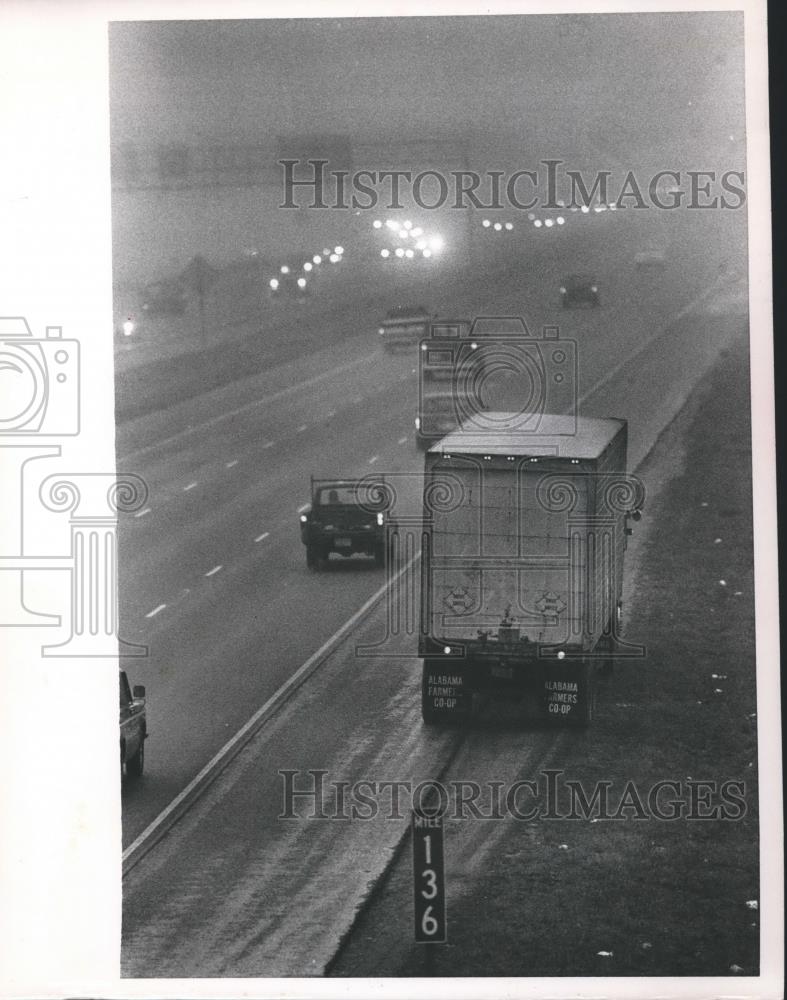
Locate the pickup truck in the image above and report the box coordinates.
[120,670,147,779]
[418,414,642,726]
[300,478,394,570]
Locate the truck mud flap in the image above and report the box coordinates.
[421,660,472,725]
[541,659,596,727]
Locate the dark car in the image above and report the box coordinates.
[299,478,394,569]
[142,280,188,316]
[120,670,147,780]
[378,305,431,352]
[560,275,600,308]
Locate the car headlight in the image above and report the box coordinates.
[414,416,421,430]
[559,287,566,294]
[376,512,384,526]
[379,327,385,335]
[300,514,308,523]
[122,319,135,336]
[591,286,598,293]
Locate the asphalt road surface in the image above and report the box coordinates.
[119,206,742,837]
[120,294,748,976]
[119,206,747,975]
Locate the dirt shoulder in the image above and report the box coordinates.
[329,335,760,978]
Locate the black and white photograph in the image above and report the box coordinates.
[0,1,781,997]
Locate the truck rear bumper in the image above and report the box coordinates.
[421,652,598,725]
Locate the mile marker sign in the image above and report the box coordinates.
[412,810,447,943]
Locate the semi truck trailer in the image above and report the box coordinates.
[419,413,642,726]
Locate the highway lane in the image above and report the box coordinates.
[118,208,744,842]
[120,277,748,976]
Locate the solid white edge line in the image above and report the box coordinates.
[577,272,731,407]
[122,552,420,871]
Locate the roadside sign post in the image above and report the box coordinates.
[412,809,446,972]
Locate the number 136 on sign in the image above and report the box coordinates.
[412,810,447,943]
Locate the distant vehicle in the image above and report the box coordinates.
[634,249,667,269]
[415,389,461,450]
[378,305,431,352]
[142,280,188,316]
[560,275,600,308]
[299,478,394,570]
[120,670,147,780]
[268,270,311,302]
[114,314,140,339]
[419,414,642,726]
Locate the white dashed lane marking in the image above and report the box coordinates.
[297,425,307,433]
[205,565,223,578]
[398,436,407,444]
[368,455,378,464]
[183,482,198,492]
[134,507,152,518]
[254,532,270,543]
[262,441,275,449]
[145,604,167,619]
[225,460,239,468]
[297,504,310,513]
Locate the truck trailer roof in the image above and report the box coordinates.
[429,413,626,460]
